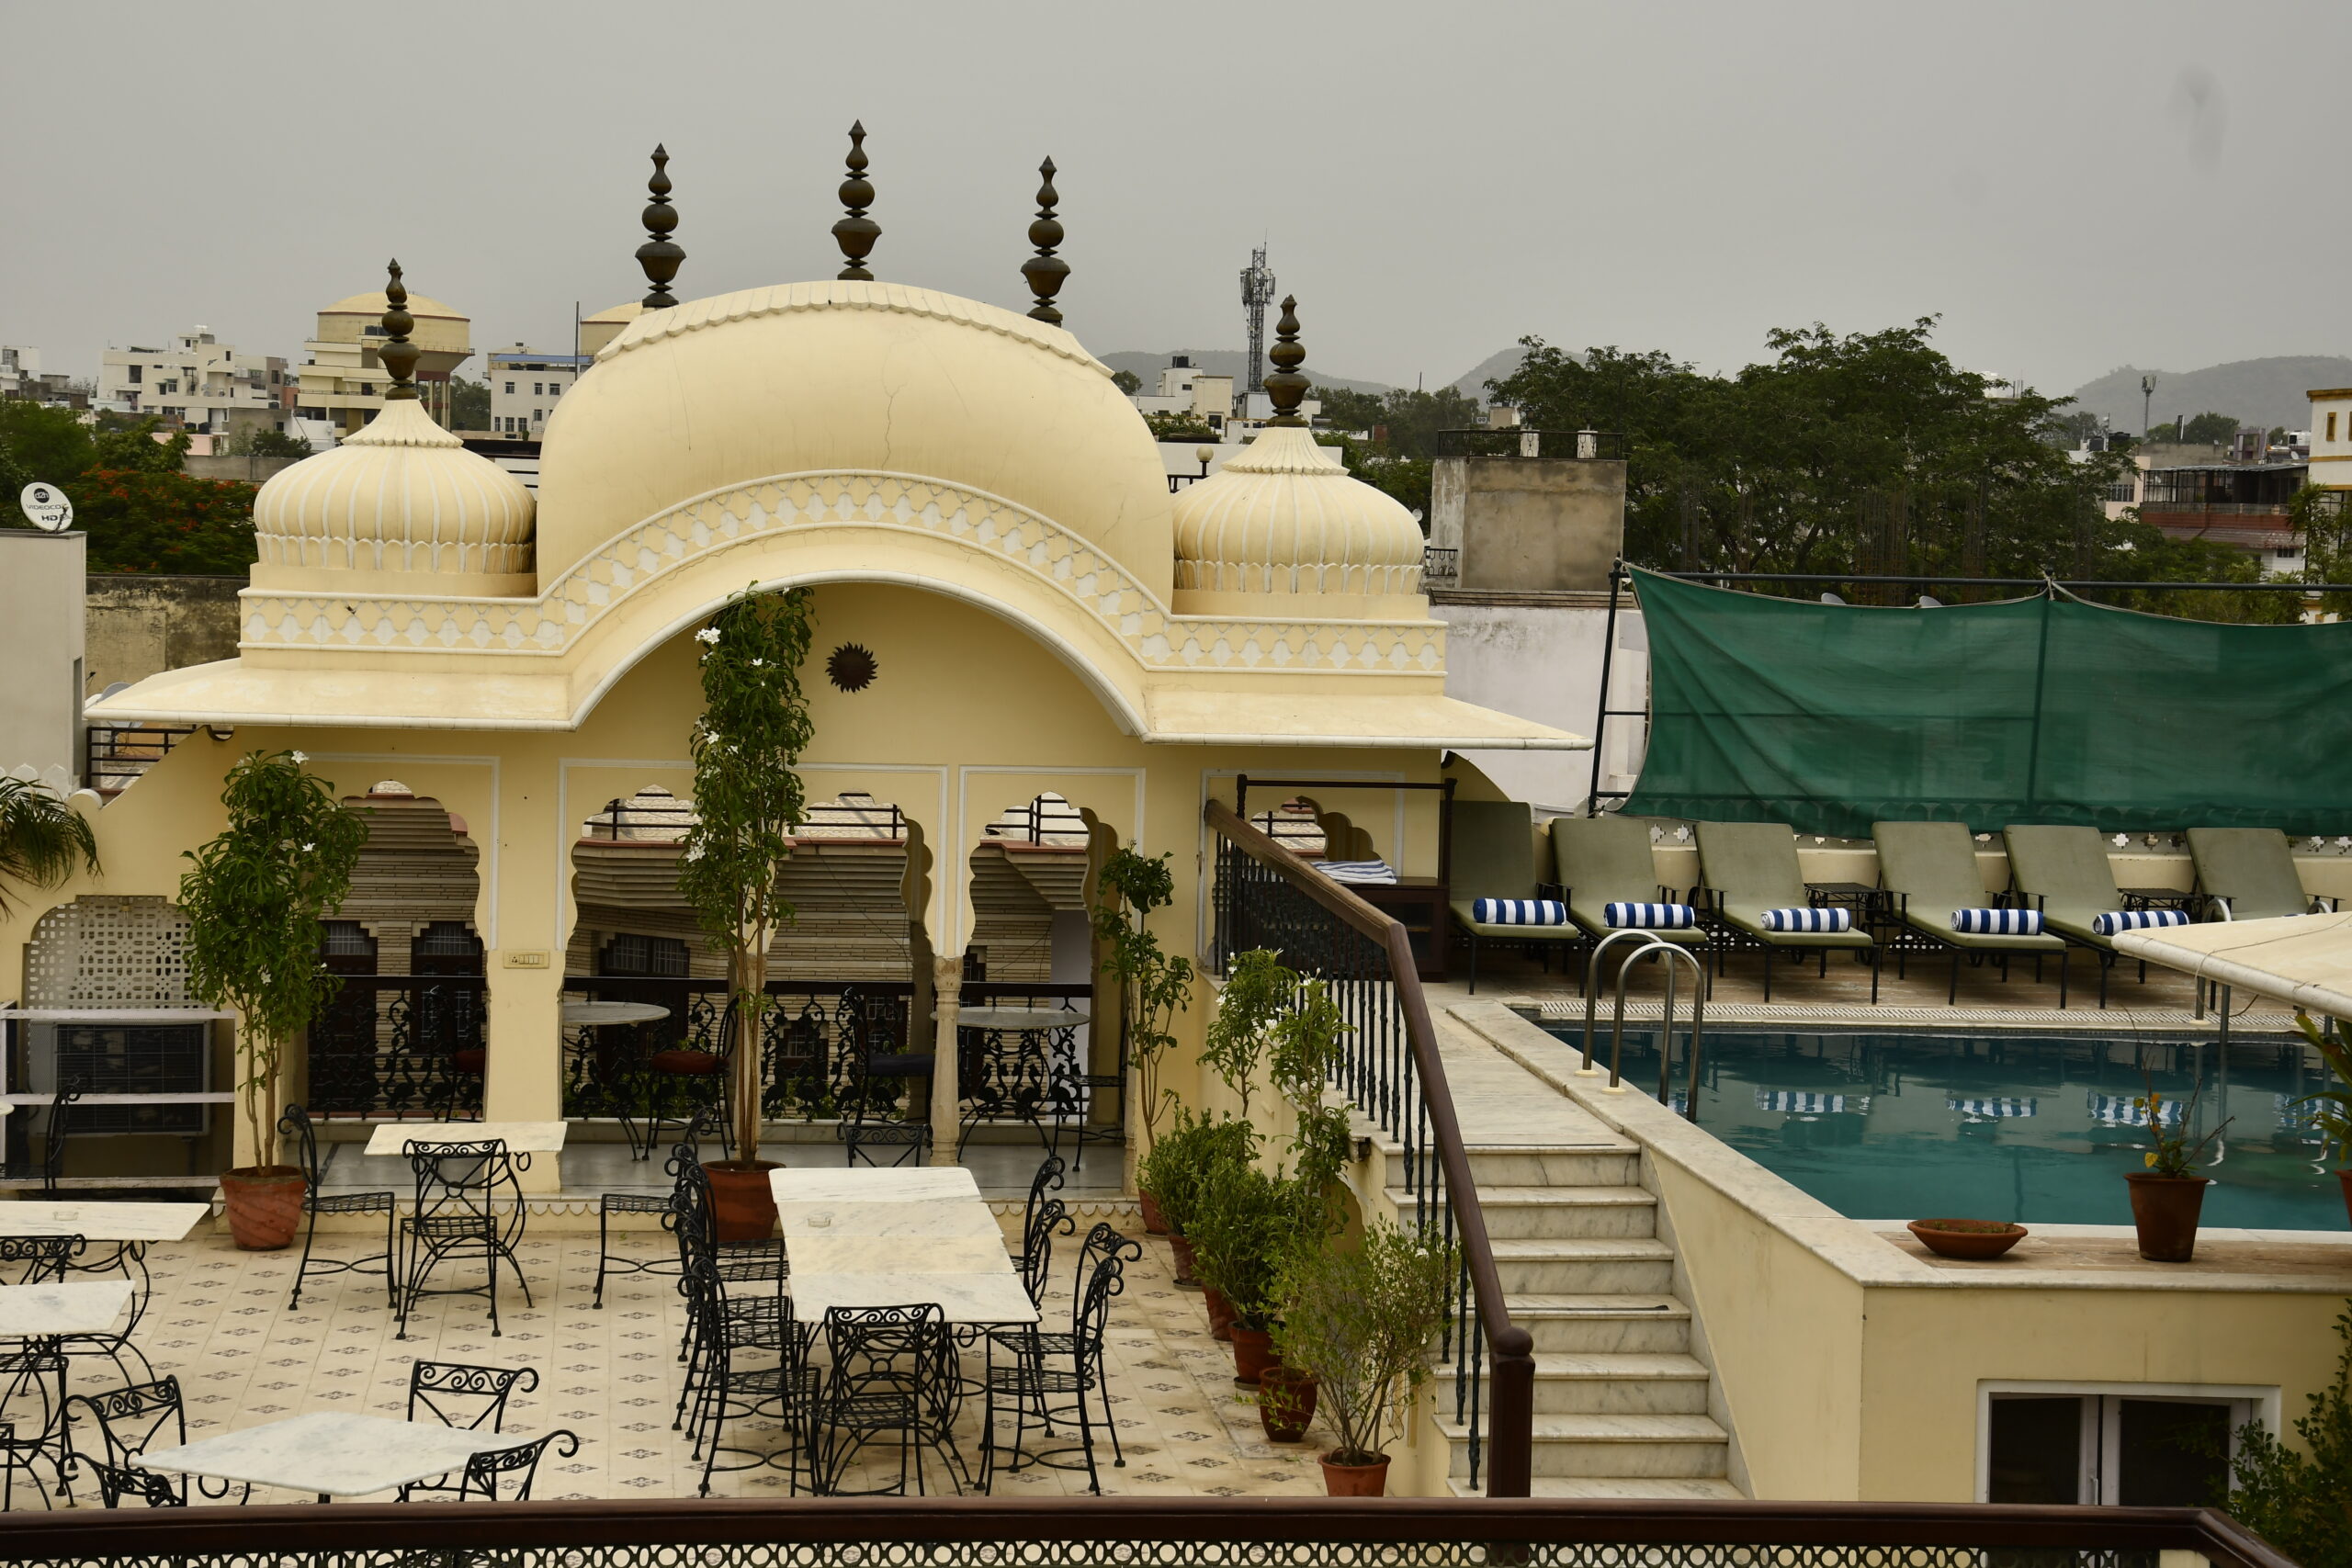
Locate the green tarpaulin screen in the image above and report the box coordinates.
[1621,567,2352,839]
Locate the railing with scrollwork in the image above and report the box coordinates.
[303,977,486,1120]
[1205,799,1532,1497]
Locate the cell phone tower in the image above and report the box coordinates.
[1239,243,1275,398]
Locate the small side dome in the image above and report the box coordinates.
[1171,425,1425,615]
[254,261,535,597]
[577,300,641,355]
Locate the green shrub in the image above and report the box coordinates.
[2222,1304,2352,1568]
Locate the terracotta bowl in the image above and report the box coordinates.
[1906,1218,2028,1259]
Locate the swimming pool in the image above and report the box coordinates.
[1544,1025,2349,1231]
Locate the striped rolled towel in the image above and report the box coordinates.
[1759,907,1851,933]
[1312,859,1398,886]
[2091,908,2189,936]
[1603,902,1697,930]
[1951,908,2043,935]
[1470,898,1569,926]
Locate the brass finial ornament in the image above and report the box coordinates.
[1021,156,1069,325]
[1262,294,1309,425]
[832,121,879,281]
[378,259,421,400]
[636,144,684,310]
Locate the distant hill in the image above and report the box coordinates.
[2068,355,2352,434]
[1449,345,1527,400]
[1097,350,1390,396]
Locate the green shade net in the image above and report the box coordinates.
[1622,568,2352,838]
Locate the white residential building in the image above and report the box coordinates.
[0,346,80,406]
[97,328,288,433]
[487,345,589,436]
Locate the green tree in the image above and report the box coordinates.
[90,416,189,473]
[1145,411,1217,442]
[66,469,258,574]
[674,584,818,1168]
[224,425,314,459]
[447,377,491,430]
[2219,1305,2352,1568]
[1111,369,1142,396]
[0,400,96,504]
[0,777,99,919]
[1314,384,1480,460]
[2156,411,2241,446]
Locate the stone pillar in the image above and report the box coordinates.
[479,758,564,1193]
[928,950,962,1166]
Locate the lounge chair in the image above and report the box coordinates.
[2187,829,2335,920]
[1693,820,1879,1003]
[1448,800,1585,994]
[1550,815,1710,953]
[2001,825,2155,1009]
[1873,820,2068,1007]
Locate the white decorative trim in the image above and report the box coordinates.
[597,280,1112,377]
[239,471,1446,676]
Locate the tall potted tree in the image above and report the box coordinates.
[178,751,368,1250]
[1092,846,1192,1217]
[675,583,816,1240]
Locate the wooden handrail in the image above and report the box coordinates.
[1204,798,1535,1496]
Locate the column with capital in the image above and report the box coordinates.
[928,951,963,1166]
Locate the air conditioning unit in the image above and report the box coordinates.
[24,1021,210,1136]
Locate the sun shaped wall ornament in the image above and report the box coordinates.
[826,642,878,694]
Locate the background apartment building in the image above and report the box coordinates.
[96,328,288,435]
[487,345,589,435]
[295,287,472,434]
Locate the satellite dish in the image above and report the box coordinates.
[17,482,72,533]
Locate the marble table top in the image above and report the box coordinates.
[0,1201,209,1243]
[787,1233,1012,1276]
[789,1269,1038,1325]
[0,1280,133,1336]
[560,999,671,1027]
[775,1201,1002,1241]
[136,1411,514,1498]
[956,1006,1089,1032]
[364,1121,568,1156]
[768,1167,979,1205]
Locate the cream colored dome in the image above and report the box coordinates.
[530,281,1176,600]
[252,400,536,595]
[1170,425,1426,616]
[318,289,467,322]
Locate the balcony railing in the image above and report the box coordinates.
[1434,427,1627,460]
[0,1495,2297,1568]
[304,976,486,1120]
[1422,545,1459,582]
[84,723,197,796]
[1206,799,1532,1496]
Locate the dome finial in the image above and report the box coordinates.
[379,259,421,400]
[636,144,684,310]
[1022,156,1069,326]
[1262,294,1309,425]
[832,120,879,281]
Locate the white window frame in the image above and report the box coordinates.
[1976,1381,2278,1505]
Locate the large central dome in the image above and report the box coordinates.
[531,281,1177,599]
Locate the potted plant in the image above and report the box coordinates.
[2290,1011,2352,1228]
[1141,1110,1255,1287]
[177,751,368,1250]
[1271,1219,1457,1496]
[2123,1075,2229,1262]
[1255,1363,1319,1444]
[675,583,817,1241]
[1190,1154,1338,1382]
[1093,845,1193,1201]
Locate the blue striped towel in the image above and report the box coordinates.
[1947,1096,2038,1119]
[1470,898,1568,926]
[1603,902,1697,930]
[1759,907,1850,933]
[2091,908,2189,936]
[1312,859,1398,886]
[1952,908,2042,935]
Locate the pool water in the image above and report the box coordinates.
[1547,1026,2349,1231]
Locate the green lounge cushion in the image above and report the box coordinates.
[2187,828,2318,921]
[1697,820,1875,950]
[1874,820,2064,953]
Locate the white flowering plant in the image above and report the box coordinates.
[177,750,368,1169]
[675,584,818,1166]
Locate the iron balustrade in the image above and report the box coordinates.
[1434,427,1628,461]
[83,724,198,796]
[1422,545,1460,582]
[1205,799,1532,1497]
[0,1496,2297,1568]
[303,976,486,1120]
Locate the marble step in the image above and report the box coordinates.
[1493,1236,1675,1294]
[1510,1293,1695,1354]
[1451,1476,1747,1501]
[1442,1413,1731,1480]
[1394,1184,1657,1240]
[1456,1145,1644,1189]
[1440,1352,1713,1415]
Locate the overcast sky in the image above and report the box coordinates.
[4,1,2341,398]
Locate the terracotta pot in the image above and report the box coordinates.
[1230,1322,1277,1384]
[1319,1452,1390,1497]
[1203,1284,1237,1341]
[705,1159,782,1242]
[1139,1190,1170,1236]
[2125,1172,2211,1262]
[1258,1367,1318,1443]
[220,1166,307,1252]
[1169,1234,1200,1287]
[1906,1218,2028,1260]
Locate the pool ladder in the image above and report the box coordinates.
[1577,930,1707,1120]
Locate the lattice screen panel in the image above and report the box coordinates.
[24,895,194,1007]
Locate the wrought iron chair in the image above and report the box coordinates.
[594,1126,703,1310]
[0,1079,83,1200]
[836,990,932,1168]
[394,1139,532,1339]
[0,1235,78,1286]
[678,1253,806,1497]
[636,998,735,1162]
[0,1349,70,1509]
[1012,1156,1074,1312]
[280,1104,396,1311]
[0,1233,150,1383]
[62,1375,244,1506]
[808,1303,969,1496]
[982,1221,1139,1495]
[403,1359,539,1499]
[401,1428,581,1502]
